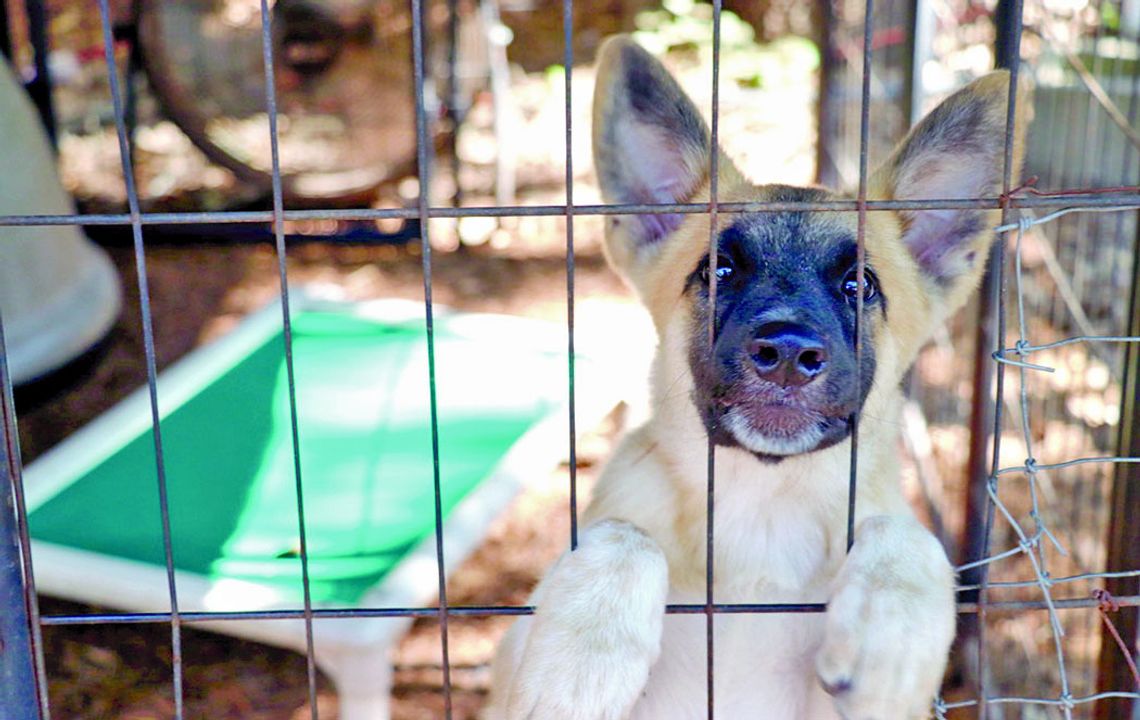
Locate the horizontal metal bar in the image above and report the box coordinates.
[2,193,1139,229]
[35,594,1140,627]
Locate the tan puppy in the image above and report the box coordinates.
[485,36,1028,720]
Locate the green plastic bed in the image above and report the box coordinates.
[23,293,633,720]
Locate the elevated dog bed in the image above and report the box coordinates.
[24,294,632,719]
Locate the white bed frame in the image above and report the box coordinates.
[24,293,642,719]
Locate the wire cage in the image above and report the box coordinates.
[1,0,1139,718]
[819,0,1140,715]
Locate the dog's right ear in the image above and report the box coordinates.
[593,36,711,275]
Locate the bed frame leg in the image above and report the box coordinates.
[318,646,393,720]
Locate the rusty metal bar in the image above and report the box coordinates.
[959,0,1024,701]
[972,2,1026,717]
[1094,205,1140,719]
[29,592,1140,627]
[1,192,1137,230]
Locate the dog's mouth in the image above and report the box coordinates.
[704,389,853,461]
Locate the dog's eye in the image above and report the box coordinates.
[841,266,878,303]
[700,254,734,285]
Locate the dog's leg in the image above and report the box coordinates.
[487,519,669,720]
[815,515,956,720]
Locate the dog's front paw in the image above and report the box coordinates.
[503,520,669,720]
[815,516,956,720]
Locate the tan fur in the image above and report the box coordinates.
[485,35,1030,720]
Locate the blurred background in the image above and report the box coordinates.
[2,0,1139,716]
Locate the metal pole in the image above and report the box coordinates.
[960,0,1021,588]
[1,411,40,718]
[1094,208,1140,719]
[958,0,1022,690]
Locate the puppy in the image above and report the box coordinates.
[485,35,1028,720]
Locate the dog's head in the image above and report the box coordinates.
[592,36,1029,462]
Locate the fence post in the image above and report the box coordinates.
[1094,211,1140,720]
[0,428,41,717]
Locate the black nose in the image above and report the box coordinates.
[748,322,829,387]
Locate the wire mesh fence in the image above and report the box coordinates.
[0,0,1138,718]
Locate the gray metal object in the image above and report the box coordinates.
[0,441,40,718]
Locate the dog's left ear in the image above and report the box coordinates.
[871,71,1031,292]
[592,36,711,276]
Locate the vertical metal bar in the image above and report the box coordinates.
[0,467,38,718]
[254,3,320,717]
[410,0,454,714]
[563,0,578,551]
[848,0,874,553]
[972,3,1025,716]
[1073,4,1116,692]
[1094,208,1140,719]
[94,2,186,716]
[706,1,723,715]
[815,0,840,187]
[959,0,1024,656]
[0,320,44,719]
[22,0,54,145]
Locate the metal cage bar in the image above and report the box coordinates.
[563,0,579,553]
[1095,203,1140,717]
[1,193,1139,230]
[0,0,1138,717]
[847,0,875,552]
[703,0,724,712]
[255,0,323,715]
[94,0,187,715]
[0,318,45,720]
[410,0,455,714]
